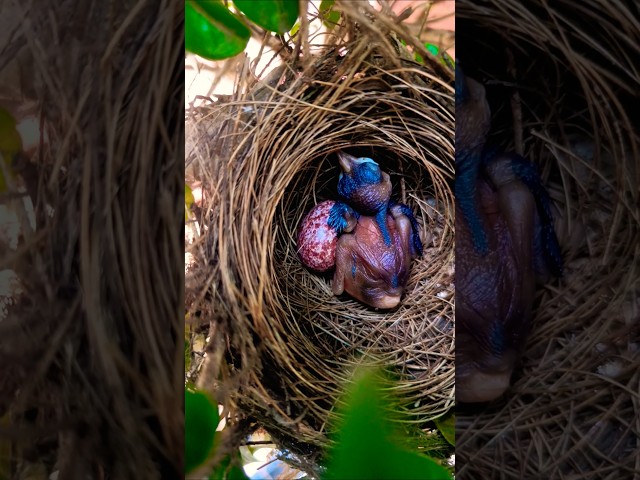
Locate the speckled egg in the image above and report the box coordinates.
[297,200,338,272]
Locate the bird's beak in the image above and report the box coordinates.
[337,151,358,173]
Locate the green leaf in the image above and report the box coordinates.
[434,410,455,447]
[442,52,455,69]
[185,1,250,60]
[425,43,440,56]
[319,0,340,27]
[185,183,195,221]
[185,388,220,473]
[185,184,195,209]
[209,455,230,480]
[226,464,250,480]
[185,339,192,372]
[323,368,452,480]
[289,19,300,37]
[234,0,299,34]
[210,452,250,480]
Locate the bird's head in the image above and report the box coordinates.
[336,151,391,214]
[337,151,381,185]
[455,63,491,165]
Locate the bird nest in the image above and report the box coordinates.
[186,3,455,471]
[456,1,640,478]
[0,1,183,478]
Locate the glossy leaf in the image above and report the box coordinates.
[425,43,440,56]
[434,410,455,447]
[185,183,195,220]
[185,1,250,60]
[234,0,299,34]
[323,368,452,480]
[185,388,220,473]
[319,0,340,28]
[289,20,300,37]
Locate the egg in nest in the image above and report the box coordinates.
[297,200,338,272]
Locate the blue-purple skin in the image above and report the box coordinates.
[455,63,491,255]
[336,152,394,246]
[328,200,422,309]
[455,65,562,274]
[325,152,424,308]
[335,152,424,256]
[456,65,563,403]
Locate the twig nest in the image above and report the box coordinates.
[456,1,640,479]
[186,3,455,473]
[296,200,338,272]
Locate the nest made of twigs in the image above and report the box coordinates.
[456,1,640,478]
[186,3,455,471]
[0,1,183,478]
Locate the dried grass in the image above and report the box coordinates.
[186,1,455,472]
[456,0,640,478]
[0,0,183,478]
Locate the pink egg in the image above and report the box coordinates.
[297,200,338,272]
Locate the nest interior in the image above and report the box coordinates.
[456,1,640,478]
[186,4,455,470]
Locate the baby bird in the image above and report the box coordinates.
[336,152,393,246]
[455,66,562,403]
[298,152,423,309]
[327,201,421,309]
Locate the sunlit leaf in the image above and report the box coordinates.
[185,183,195,220]
[319,0,340,28]
[234,0,299,34]
[185,184,195,209]
[434,410,455,447]
[185,1,250,60]
[289,20,300,37]
[185,388,220,473]
[425,43,440,56]
[323,368,452,480]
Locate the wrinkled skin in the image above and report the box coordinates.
[332,204,415,309]
[455,65,562,403]
[337,152,393,246]
[456,156,539,403]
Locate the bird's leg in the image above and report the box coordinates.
[390,211,413,272]
[484,154,537,313]
[389,202,423,256]
[332,235,356,296]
